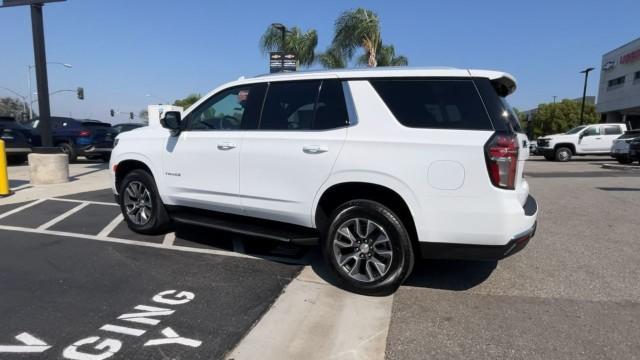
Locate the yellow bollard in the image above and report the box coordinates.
[0,139,11,197]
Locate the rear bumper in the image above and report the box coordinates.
[419,195,538,261]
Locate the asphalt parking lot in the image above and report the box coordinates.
[1,156,639,359]
[387,157,640,359]
[0,188,306,359]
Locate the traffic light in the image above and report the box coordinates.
[77,87,84,100]
[110,109,115,117]
[129,112,134,120]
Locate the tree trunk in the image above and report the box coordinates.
[368,50,377,67]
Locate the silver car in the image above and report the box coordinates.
[611,130,640,164]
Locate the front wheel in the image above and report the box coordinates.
[322,200,415,296]
[58,142,77,163]
[118,169,170,234]
[555,147,572,162]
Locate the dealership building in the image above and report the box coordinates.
[596,37,640,129]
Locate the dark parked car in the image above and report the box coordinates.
[610,130,640,164]
[29,117,114,162]
[629,137,640,164]
[0,116,32,164]
[111,122,145,135]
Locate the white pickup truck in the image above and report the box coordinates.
[536,123,628,161]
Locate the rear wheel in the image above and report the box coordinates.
[555,147,572,162]
[322,200,414,296]
[118,169,170,234]
[617,157,633,164]
[58,142,77,162]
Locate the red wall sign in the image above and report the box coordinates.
[620,48,640,65]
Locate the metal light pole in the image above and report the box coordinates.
[27,62,71,120]
[579,67,595,125]
[271,23,287,72]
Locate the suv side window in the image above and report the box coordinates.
[582,126,600,136]
[314,80,349,130]
[370,80,493,130]
[603,125,622,135]
[187,85,260,131]
[260,80,320,130]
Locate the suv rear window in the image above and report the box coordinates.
[370,80,492,130]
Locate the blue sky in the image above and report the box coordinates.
[0,0,638,122]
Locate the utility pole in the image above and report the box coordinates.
[31,3,52,147]
[579,67,595,125]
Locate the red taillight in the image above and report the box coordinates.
[485,133,519,190]
[79,130,91,137]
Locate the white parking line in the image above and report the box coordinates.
[48,197,119,207]
[0,199,48,220]
[0,224,307,265]
[97,214,124,237]
[37,202,91,230]
[162,233,176,247]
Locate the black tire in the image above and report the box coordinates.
[7,155,27,165]
[58,142,77,163]
[555,147,572,162]
[118,169,170,234]
[321,199,415,296]
[544,155,555,161]
[617,157,633,165]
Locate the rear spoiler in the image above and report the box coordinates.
[468,70,517,96]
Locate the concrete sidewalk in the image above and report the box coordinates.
[1,161,110,205]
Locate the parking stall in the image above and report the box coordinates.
[0,189,306,359]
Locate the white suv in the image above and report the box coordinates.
[536,123,628,162]
[110,68,538,295]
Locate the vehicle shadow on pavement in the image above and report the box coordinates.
[9,179,29,188]
[403,259,497,291]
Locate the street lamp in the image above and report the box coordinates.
[579,67,595,125]
[145,94,168,104]
[27,61,72,120]
[271,23,288,72]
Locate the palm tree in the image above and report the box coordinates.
[259,26,318,67]
[332,8,381,67]
[356,44,408,67]
[316,46,347,69]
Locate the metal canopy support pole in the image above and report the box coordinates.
[30,2,53,148]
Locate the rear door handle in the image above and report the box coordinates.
[303,145,328,154]
[595,137,602,140]
[217,142,237,150]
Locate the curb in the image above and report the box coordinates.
[602,163,640,171]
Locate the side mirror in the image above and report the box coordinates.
[579,133,585,139]
[160,111,182,135]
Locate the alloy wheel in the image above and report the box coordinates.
[332,218,393,283]
[123,181,152,225]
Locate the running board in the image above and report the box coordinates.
[168,208,319,246]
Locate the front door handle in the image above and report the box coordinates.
[217,142,237,150]
[303,145,328,154]
[595,137,602,140]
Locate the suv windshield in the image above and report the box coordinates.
[565,126,586,134]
